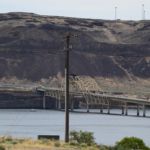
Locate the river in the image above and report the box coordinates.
[0,109,150,146]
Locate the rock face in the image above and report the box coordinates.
[0,12,150,82]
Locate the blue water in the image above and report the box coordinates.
[0,109,150,146]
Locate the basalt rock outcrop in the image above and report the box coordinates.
[0,12,149,83]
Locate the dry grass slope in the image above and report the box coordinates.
[0,137,100,150]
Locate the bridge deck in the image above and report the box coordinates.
[37,87,150,106]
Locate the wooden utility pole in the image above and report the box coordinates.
[65,34,70,142]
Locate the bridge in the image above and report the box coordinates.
[36,76,150,117]
[0,76,149,117]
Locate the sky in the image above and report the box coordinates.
[0,0,150,20]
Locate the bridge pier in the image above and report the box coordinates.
[125,103,128,116]
[143,105,146,117]
[42,94,46,109]
[107,102,110,114]
[86,103,89,113]
[137,105,140,116]
[55,99,58,109]
[122,106,124,115]
[100,104,103,113]
[70,99,74,111]
[58,99,61,110]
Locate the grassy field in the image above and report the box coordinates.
[0,136,150,150]
[0,136,100,150]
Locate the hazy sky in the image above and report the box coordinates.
[0,0,150,20]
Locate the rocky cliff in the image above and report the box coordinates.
[0,12,149,94]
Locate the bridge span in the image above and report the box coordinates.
[0,76,149,117]
[37,87,150,117]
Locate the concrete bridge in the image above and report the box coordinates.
[37,87,150,117]
[0,76,149,117]
[36,76,150,117]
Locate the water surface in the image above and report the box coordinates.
[0,109,150,146]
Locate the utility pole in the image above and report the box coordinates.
[65,34,70,142]
[142,4,145,20]
[115,6,117,20]
[144,10,146,20]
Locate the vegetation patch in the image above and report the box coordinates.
[114,137,150,150]
[0,145,5,150]
[0,134,149,150]
[70,130,95,146]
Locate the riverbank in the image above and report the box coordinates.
[0,136,100,150]
[0,136,150,150]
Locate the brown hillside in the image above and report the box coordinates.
[0,12,149,95]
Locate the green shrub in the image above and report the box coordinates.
[99,145,111,150]
[114,137,150,150]
[70,130,95,146]
[5,137,11,141]
[54,141,61,147]
[69,141,78,146]
[0,136,18,145]
[0,145,5,150]
[80,143,87,147]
